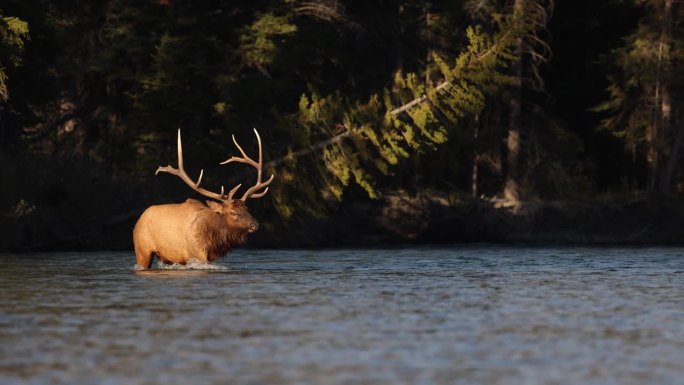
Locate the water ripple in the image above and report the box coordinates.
[2,247,684,384]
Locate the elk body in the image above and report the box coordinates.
[133,129,274,269]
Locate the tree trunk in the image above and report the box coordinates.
[425,3,431,85]
[658,0,675,193]
[504,0,525,203]
[662,107,683,194]
[0,104,5,150]
[648,119,659,192]
[648,0,673,193]
[472,116,480,197]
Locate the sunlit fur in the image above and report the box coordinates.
[133,199,258,269]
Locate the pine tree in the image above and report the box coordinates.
[0,9,28,149]
[0,11,28,102]
[596,0,683,195]
[270,9,534,218]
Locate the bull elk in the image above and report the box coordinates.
[133,129,274,269]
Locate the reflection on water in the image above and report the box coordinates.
[2,247,684,384]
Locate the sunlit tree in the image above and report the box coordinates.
[270,3,549,218]
[597,0,683,194]
[0,9,28,148]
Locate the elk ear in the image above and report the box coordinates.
[205,200,223,213]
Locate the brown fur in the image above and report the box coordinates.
[133,198,257,269]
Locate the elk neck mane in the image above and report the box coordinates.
[191,205,249,261]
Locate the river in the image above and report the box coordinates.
[1,247,684,384]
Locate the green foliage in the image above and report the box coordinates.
[240,13,297,73]
[595,15,672,149]
[0,12,29,101]
[0,0,657,248]
[282,11,526,212]
[595,0,683,190]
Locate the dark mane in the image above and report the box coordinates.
[196,207,249,261]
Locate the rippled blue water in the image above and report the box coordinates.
[1,247,684,384]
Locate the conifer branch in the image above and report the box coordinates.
[267,27,516,169]
[264,129,351,169]
[389,81,451,115]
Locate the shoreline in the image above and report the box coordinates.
[5,192,684,252]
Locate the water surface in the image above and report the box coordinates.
[2,247,684,384]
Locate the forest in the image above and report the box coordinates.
[1,0,683,251]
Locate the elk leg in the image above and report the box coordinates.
[195,249,211,263]
[134,246,154,269]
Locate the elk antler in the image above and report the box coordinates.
[220,128,275,201]
[156,130,230,202]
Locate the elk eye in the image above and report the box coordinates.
[228,210,237,216]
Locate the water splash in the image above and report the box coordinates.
[132,258,229,271]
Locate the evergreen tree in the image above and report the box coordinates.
[0,11,28,102]
[0,9,29,147]
[272,7,537,218]
[597,0,683,194]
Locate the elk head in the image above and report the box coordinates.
[155,128,275,238]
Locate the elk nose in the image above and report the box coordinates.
[249,222,259,232]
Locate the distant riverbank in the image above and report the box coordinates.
[4,188,684,252]
[256,192,684,248]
